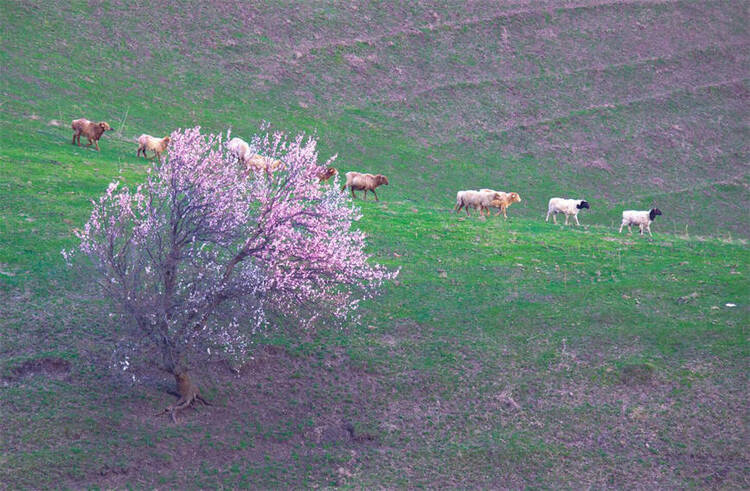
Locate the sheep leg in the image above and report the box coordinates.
[351,188,357,200]
[372,189,379,201]
[553,213,557,224]
[85,138,93,147]
[647,225,652,237]
[628,225,632,234]
[94,139,100,151]
[72,132,79,145]
[564,215,570,225]
[362,189,367,200]
[545,211,550,222]
[639,224,644,235]
[574,215,580,226]
[502,206,508,219]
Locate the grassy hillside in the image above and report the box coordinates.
[1,0,748,487]
[3,0,748,236]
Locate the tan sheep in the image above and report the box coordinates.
[489,192,522,218]
[341,172,389,201]
[246,154,285,173]
[137,134,171,161]
[318,167,338,183]
[454,189,503,216]
[71,118,112,151]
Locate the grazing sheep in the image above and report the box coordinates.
[71,118,111,151]
[619,208,663,236]
[489,192,522,218]
[454,189,503,216]
[342,172,389,201]
[546,198,590,225]
[226,138,284,173]
[318,167,338,183]
[246,154,284,173]
[227,137,252,163]
[137,134,171,161]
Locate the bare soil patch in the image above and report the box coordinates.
[4,356,71,382]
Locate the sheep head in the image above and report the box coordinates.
[509,192,521,203]
[318,167,338,182]
[577,200,590,209]
[650,208,662,220]
[99,122,112,131]
[376,175,389,186]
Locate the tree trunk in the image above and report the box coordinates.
[156,370,209,422]
[174,371,200,400]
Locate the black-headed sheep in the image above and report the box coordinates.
[619,208,662,236]
[546,198,590,225]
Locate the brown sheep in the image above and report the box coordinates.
[341,172,389,201]
[318,167,338,183]
[489,192,522,218]
[71,118,112,151]
[137,134,171,161]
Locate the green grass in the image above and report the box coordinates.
[1,0,748,487]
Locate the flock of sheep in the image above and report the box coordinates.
[70,117,664,236]
[454,188,662,236]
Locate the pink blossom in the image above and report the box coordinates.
[69,127,398,375]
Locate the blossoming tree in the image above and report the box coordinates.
[66,127,396,417]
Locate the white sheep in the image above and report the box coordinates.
[454,189,502,216]
[227,137,252,163]
[480,188,507,196]
[619,208,663,236]
[546,198,590,225]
